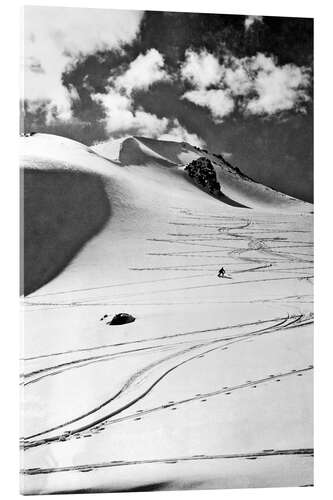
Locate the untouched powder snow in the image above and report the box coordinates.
[21,133,313,493]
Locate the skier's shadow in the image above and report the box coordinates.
[217,275,232,279]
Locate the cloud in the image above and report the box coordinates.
[159,119,205,147]
[180,50,223,89]
[115,49,170,95]
[181,50,310,119]
[223,60,252,96]
[179,50,235,121]
[93,89,168,137]
[244,54,310,114]
[23,6,143,119]
[23,8,311,142]
[244,16,263,30]
[182,89,235,121]
[92,49,204,143]
[94,87,204,146]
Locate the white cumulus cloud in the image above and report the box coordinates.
[94,49,205,143]
[94,88,204,145]
[93,89,169,137]
[115,49,170,95]
[23,6,143,119]
[245,54,310,114]
[223,60,252,96]
[181,50,310,119]
[182,89,235,121]
[180,50,223,89]
[159,119,205,147]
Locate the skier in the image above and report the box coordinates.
[218,266,226,278]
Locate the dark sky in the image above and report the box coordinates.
[23,9,313,202]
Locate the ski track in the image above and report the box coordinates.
[21,313,311,448]
[22,206,313,489]
[22,447,313,476]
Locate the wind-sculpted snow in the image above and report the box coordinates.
[21,134,313,493]
[22,167,111,295]
[118,137,177,167]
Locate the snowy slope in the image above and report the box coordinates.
[94,135,312,212]
[21,133,313,493]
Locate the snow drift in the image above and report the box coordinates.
[22,167,110,295]
[20,136,113,295]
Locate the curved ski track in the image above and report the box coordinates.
[21,206,313,490]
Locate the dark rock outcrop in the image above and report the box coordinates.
[107,313,136,325]
[184,157,221,197]
[184,156,249,208]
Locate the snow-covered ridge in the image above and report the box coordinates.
[93,134,312,212]
[21,132,312,213]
